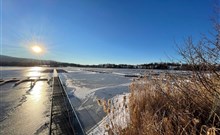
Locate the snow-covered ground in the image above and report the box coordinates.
[59,68,188,134]
[87,93,130,135]
[59,68,146,133]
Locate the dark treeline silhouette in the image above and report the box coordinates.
[1,55,219,70]
[3,60,220,71]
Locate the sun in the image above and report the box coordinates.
[32,46,42,53]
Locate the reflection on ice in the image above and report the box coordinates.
[30,81,44,102]
[26,67,43,78]
[0,81,51,134]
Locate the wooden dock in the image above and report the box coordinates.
[49,69,85,135]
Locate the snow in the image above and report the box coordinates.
[59,68,191,133]
[59,68,133,132]
[59,68,192,134]
[88,93,130,135]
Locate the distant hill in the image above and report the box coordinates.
[0,55,83,67]
[0,55,56,66]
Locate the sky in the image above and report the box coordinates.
[1,0,215,64]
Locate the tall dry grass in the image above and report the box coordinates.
[97,5,220,135]
[111,6,220,135]
[120,72,220,135]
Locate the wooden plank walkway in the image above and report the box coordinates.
[49,69,85,135]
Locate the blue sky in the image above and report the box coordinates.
[1,0,214,64]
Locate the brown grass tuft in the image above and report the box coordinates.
[117,73,220,135]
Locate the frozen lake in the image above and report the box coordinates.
[0,67,152,134]
[0,67,52,135]
[58,67,155,133]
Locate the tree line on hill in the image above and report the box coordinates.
[1,54,219,70]
[2,59,219,71]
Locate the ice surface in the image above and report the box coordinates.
[0,67,52,135]
[59,68,136,132]
[1,67,188,134]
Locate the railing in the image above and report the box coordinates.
[48,74,55,135]
[49,69,85,135]
[58,76,86,135]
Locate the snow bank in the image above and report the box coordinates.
[88,93,130,135]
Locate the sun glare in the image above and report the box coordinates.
[32,46,42,53]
